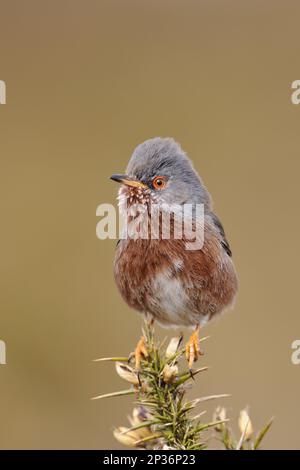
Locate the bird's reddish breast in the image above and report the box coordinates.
[113,224,238,327]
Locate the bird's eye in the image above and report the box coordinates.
[152,176,167,190]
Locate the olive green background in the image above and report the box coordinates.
[0,0,300,449]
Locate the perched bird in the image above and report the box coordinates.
[111,138,238,369]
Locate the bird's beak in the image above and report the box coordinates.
[110,174,148,189]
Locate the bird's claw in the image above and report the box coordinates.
[132,335,148,370]
[185,326,203,371]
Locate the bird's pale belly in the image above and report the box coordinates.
[146,269,201,327]
[114,235,238,328]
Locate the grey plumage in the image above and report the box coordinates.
[126,137,212,208]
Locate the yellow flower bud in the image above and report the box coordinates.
[115,362,139,385]
[238,408,253,441]
[113,427,138,447]
[213,406,227,431]
[165,336,182,359]
[162,364,178,383]
[128,407,152,439]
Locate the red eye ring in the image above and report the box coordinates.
[152,176,167,190]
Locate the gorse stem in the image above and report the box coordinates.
[94,322,273,450]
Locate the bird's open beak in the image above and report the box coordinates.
[110,174,148,189]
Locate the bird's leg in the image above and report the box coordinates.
[132,316,154,370]
[185,324,202,370]
[145,315,155,343]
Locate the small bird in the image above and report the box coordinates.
[111,138,238,370]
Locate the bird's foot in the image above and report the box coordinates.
[132,335,149,370]
[185,325,203,371]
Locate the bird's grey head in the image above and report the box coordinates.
[111,137,211,208]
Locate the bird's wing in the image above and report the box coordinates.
[209,212,232,257]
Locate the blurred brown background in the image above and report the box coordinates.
[0,0,300,449]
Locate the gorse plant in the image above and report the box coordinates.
[93,323,272,450]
